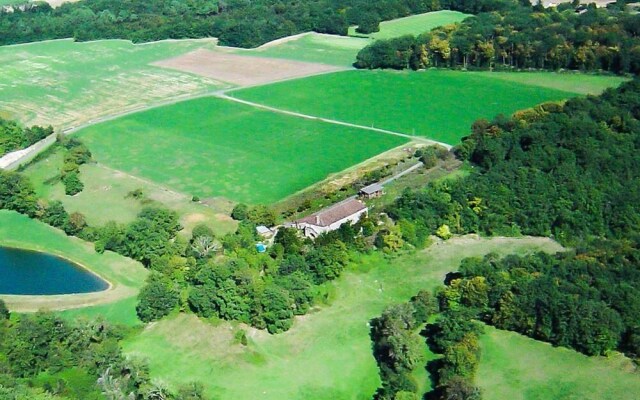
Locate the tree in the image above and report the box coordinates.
[0,299,9,320]
[136,274,180,322]
[356,13,381,34]
[63,171,84,195]
[230,203,249,221]
[191,235,220,258]
[259,285,294,334]
[439,376,482,400]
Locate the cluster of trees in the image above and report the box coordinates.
[356,3,640,74]
[0,302,206,400]
[447,245,640,357]
[0,169,86,235]
[370,291,484,400]
[0,0,519,47]
[0,117,52,158]
[168,221,361,333]
[387,79,640,246]
[59,138,91,196]
[371,291,438,399]
[382,79,640,359]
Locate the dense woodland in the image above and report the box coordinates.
[385,79,640,358]
[371,291,484,400]
[355,3,640,74]
[0,305,207,399]
[0,118,53,158]
[0,0,517,47]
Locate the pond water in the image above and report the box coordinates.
[0,247,108,295]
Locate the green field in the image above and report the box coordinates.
[23,149,237,236]
[232,69,604,144]
[123,236,564,400]
[0,39,224,129]
[479,325,640,400]
[467,71,630,96]
[350,10,471,39]
[76,96,407,204]
[236,33,369,67]
[0,210,147,313]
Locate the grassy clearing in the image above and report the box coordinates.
[59,297,141,327]
[76,96,408,204]
[22,148,237,237]
[0,210,147,312]
[467,71,630,95]
[232,69,594,144]
[0,39,225,129]
[123,236,563,400]
[479,325,640,400]
[235,33,370,67]
[349,10,471,39]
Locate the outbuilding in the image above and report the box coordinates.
[359,183,384,199]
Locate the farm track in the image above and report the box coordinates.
[215,93,453,149]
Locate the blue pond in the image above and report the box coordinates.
[0,247,108,295]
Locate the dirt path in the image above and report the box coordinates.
[1,284,136,312]
[216,93,453,149]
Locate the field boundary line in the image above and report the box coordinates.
[215,93,452,149]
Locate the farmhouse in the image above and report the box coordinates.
[359,183,384,199]
[291,198,368,239]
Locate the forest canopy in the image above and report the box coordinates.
[0,0,518,47]
[355,4,640,74]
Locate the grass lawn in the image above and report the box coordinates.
[232,69,597,145]
[76,96,408,204]
[59,297,142,327]
[0,210,147,313]
[235,33,370,67]
[0,39,225,129]
[479,325,640,400]
[349,10,471,39]
[22,148,237,237]
[123,236,563,400]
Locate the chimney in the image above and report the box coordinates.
[316,215,321,225]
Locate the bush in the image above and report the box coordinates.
[63,172,84,195]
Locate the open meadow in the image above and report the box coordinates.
[22,148,237,236]
[232,69,613,144]
[349,10,471,39]
[123,236,564,400]
[0,39,225,129]
[0,211,147,312]
[233,33,370,67]
[75,96,408,204]
[479,325,640,400]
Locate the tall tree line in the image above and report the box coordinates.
[355,4,640,74]
[0,0,518,47]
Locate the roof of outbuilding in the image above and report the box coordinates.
[296,198,367,227]
[256,225,272,234]
[360,183,384,195]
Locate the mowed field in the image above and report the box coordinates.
[76,97,408,204]
[123,236,567,400]
[0,39,225,129]
[349,10,471,39]
[479,325,640,400]
[232,69,601,144]
[0,211,147,313]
